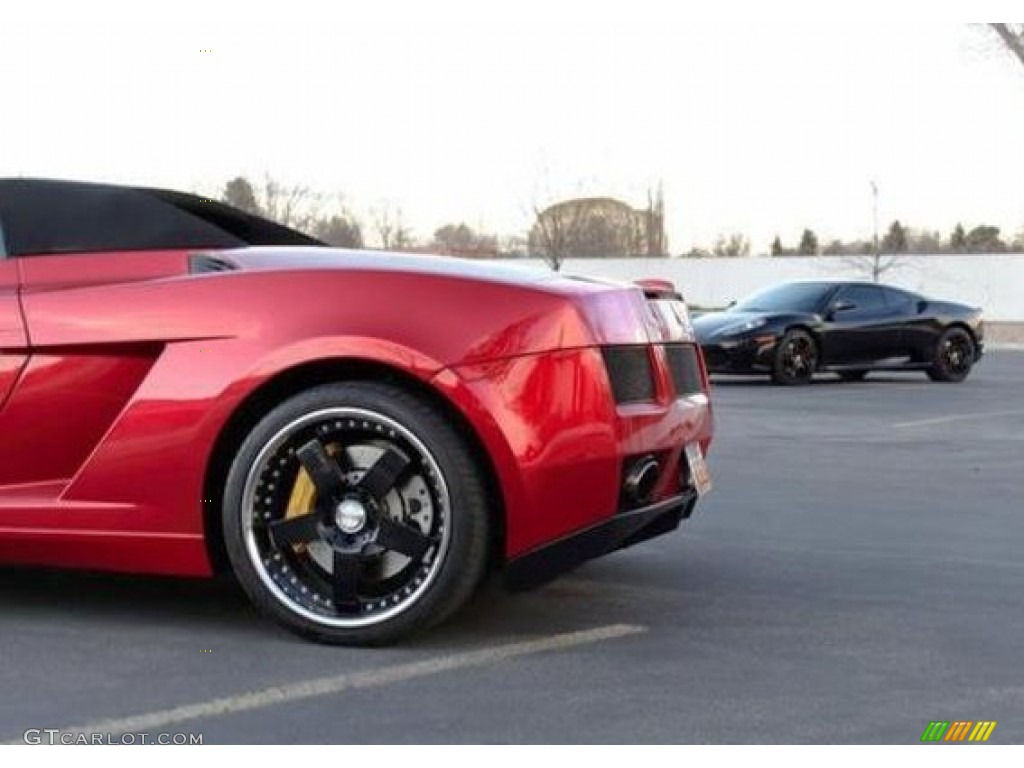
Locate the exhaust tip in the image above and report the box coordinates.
[624,456,660,505]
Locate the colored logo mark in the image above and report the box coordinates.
[920,721,997,742]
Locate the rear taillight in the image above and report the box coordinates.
[662,343,704,396]
[582,280,707,402]
[601,342,708,404]
[601,346,656,404]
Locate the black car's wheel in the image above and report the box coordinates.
[838,369,869,382]
[927,327,976,383]
[771,330,818,385]
[222,381,490,646]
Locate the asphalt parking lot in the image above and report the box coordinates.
[2,350,1022,744]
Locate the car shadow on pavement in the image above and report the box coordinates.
[710,374,930,387]
[0,562,662,649]
[0,565,253,626]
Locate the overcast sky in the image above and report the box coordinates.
[2,20,1023,253]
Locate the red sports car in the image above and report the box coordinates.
[0,179,713,645]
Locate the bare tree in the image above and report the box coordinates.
[372,203,414,251]
[711,233,750,257]
[259,177,319,231]
[842,252,901,282]
[838,236,903,281]
[498,234,529,258]
[314,214,363,248]
[528,199,589,271]
[432,223,498,257]
[841,220,911,281]
[219,175,365,245]
[991,23,1024,69]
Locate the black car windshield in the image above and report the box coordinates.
[734,282,831,313]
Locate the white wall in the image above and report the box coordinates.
[496,254,1024,321]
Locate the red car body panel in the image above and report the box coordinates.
[0,243,713,579]
[0,260,28,407]
[436,351,712,556]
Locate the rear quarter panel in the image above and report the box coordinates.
[1,264,597,574]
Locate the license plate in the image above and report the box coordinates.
[684,442,712,497]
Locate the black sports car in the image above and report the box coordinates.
[693,281,984,385]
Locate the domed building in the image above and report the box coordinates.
[528,191,667,266]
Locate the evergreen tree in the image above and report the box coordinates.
[222,176,261,215]
[797,229,819,256]
[881,220,908,253]
[950,223,967,253]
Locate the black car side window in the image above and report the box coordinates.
[881,287,917,313]
[836,285,886,314]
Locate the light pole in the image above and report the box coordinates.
[870,180,880,282]
[871,180,879,254]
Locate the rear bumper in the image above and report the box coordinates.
[504,490,699,590]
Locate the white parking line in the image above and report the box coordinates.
[6,624,644,742]
[892,409,1024,429]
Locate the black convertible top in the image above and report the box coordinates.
[0,178,322,257]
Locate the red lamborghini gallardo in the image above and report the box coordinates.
[0,179,713,645]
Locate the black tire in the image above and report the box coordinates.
[771,329,818,385]
[222,381,490,646]
[927,327,976,383]
[838,369,869,382]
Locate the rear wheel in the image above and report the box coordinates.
[771,330,818,386]
[838,369,869,382]
[222,381,490,645]
[927,327,976,383]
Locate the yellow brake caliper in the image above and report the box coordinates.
[284,443,342,553]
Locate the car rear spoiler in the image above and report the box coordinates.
[634,278,683,301]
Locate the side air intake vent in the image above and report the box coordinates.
[189,253,238,274]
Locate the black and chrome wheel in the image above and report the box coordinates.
[223,381,490,645]
[771,329,818,385]
[927,327,976,383]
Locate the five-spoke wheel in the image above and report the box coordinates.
[771,329,818,385]
[927,327,976,382]
[223,382,490,645]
